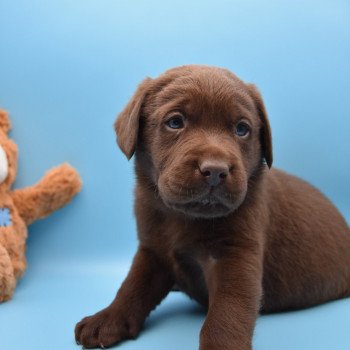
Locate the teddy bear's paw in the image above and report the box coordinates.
[0,276,16,302]
[42,163,82,195]
[0,248,16,303]
[37,164,82,212]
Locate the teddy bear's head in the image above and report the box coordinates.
[0,110,18,192]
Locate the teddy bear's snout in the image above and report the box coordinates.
[0,145,9,184]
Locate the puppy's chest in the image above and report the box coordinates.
[171,245,213,306]
[139,215,229,305]
[168,232,223,307]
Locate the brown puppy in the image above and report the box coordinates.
[75,65,350,349]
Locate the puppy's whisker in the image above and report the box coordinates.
[178,185,183,197]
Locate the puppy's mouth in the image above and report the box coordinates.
[162,189,238,218]
[173,199,231,218]
[158,169,248,218]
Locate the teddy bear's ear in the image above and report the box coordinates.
[0,110,12,134]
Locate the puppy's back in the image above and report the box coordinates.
[262,168,350,312]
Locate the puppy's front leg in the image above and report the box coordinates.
[75,247,174,349]
[200,245,263,350]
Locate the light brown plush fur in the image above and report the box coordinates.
[0,110,82,302]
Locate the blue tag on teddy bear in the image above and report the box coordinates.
[0,208,12,227]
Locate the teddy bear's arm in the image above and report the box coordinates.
[11,164,82,225]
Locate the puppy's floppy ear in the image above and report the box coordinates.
[115,78,152,159]
[247,84,273,168]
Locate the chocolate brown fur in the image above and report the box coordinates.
[75,65,350,349]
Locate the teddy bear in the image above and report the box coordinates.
[0,109,82,302]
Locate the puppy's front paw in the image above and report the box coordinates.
[75,308,141,349]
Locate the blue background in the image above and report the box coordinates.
[0,0,349,349]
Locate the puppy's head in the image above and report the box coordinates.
[115,65,272,218]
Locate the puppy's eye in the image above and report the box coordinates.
[166,115,185,130]
[235,122,250,137]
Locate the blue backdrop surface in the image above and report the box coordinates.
[0,0,349,349]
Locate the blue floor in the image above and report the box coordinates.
[0,0,349,349]
[1,257,350,350]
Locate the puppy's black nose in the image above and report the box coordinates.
[199,160,229,187]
